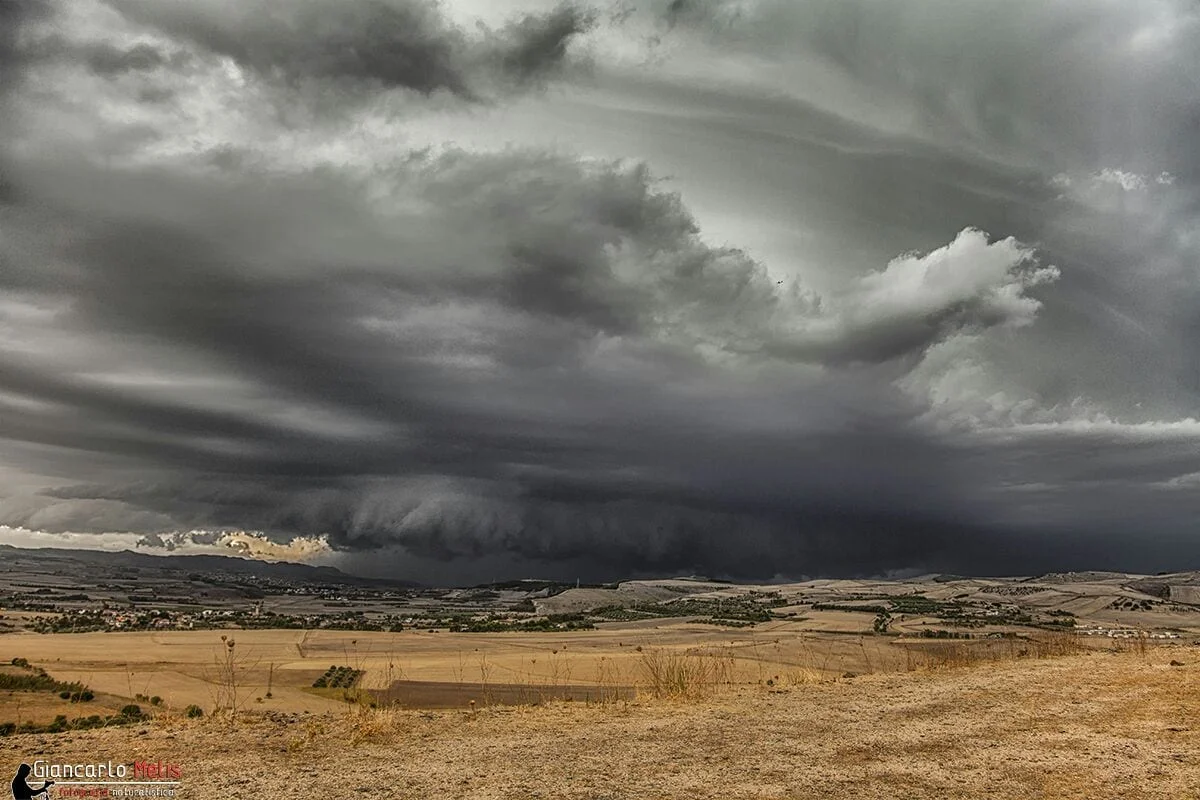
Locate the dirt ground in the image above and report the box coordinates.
[1,649,1195,799]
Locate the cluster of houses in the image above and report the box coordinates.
[102,604,266,629]
[1077,626,1180,639]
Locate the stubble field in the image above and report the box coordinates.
[0,647,1195,799]
[1,619,1097,722]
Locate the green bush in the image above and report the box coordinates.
[119,704,143,719]
[0,673,60,691]
[313,666,364,689]
[184,704,204,718]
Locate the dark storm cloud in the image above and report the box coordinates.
[105,0,596,101]
[8,34,179,75]
[0,0,48,96]
[497,3,597,85]
[79,40,173,75]
[1,0,1199,581]
[17,437,999,576]
[107,0,475,97]
[0,2,25,75]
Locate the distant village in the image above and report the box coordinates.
[1077,626,1180,640]
[15,602,409,634]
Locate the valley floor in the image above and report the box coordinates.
[2,649,1197,799]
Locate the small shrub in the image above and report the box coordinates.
[119,704,143,719]
[149,696,162,706]
[184,704,204,719]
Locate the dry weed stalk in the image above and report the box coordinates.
[478,653,493,706]
[345,703,404,743]
[204,635,259,718]
[638,648,732,700]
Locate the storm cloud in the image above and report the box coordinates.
[1,0,1199,582]
[104,0,595,100]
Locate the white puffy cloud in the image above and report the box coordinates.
[845,228,1058,329]
[763,228,1059,364]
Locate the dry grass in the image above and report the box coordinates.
[3,648,1195,799]
[898,631,1090,671]
[343,703,407,744]
[637,647,736,700]
[781,666,824,686]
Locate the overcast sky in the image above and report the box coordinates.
[1,0,1199,583]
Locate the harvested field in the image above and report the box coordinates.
[0,623,1127,722]
[374,679,637,708]
[0,649,1195,798]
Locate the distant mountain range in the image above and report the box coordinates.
[0,544,420,588]
[4,543,1199,593]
